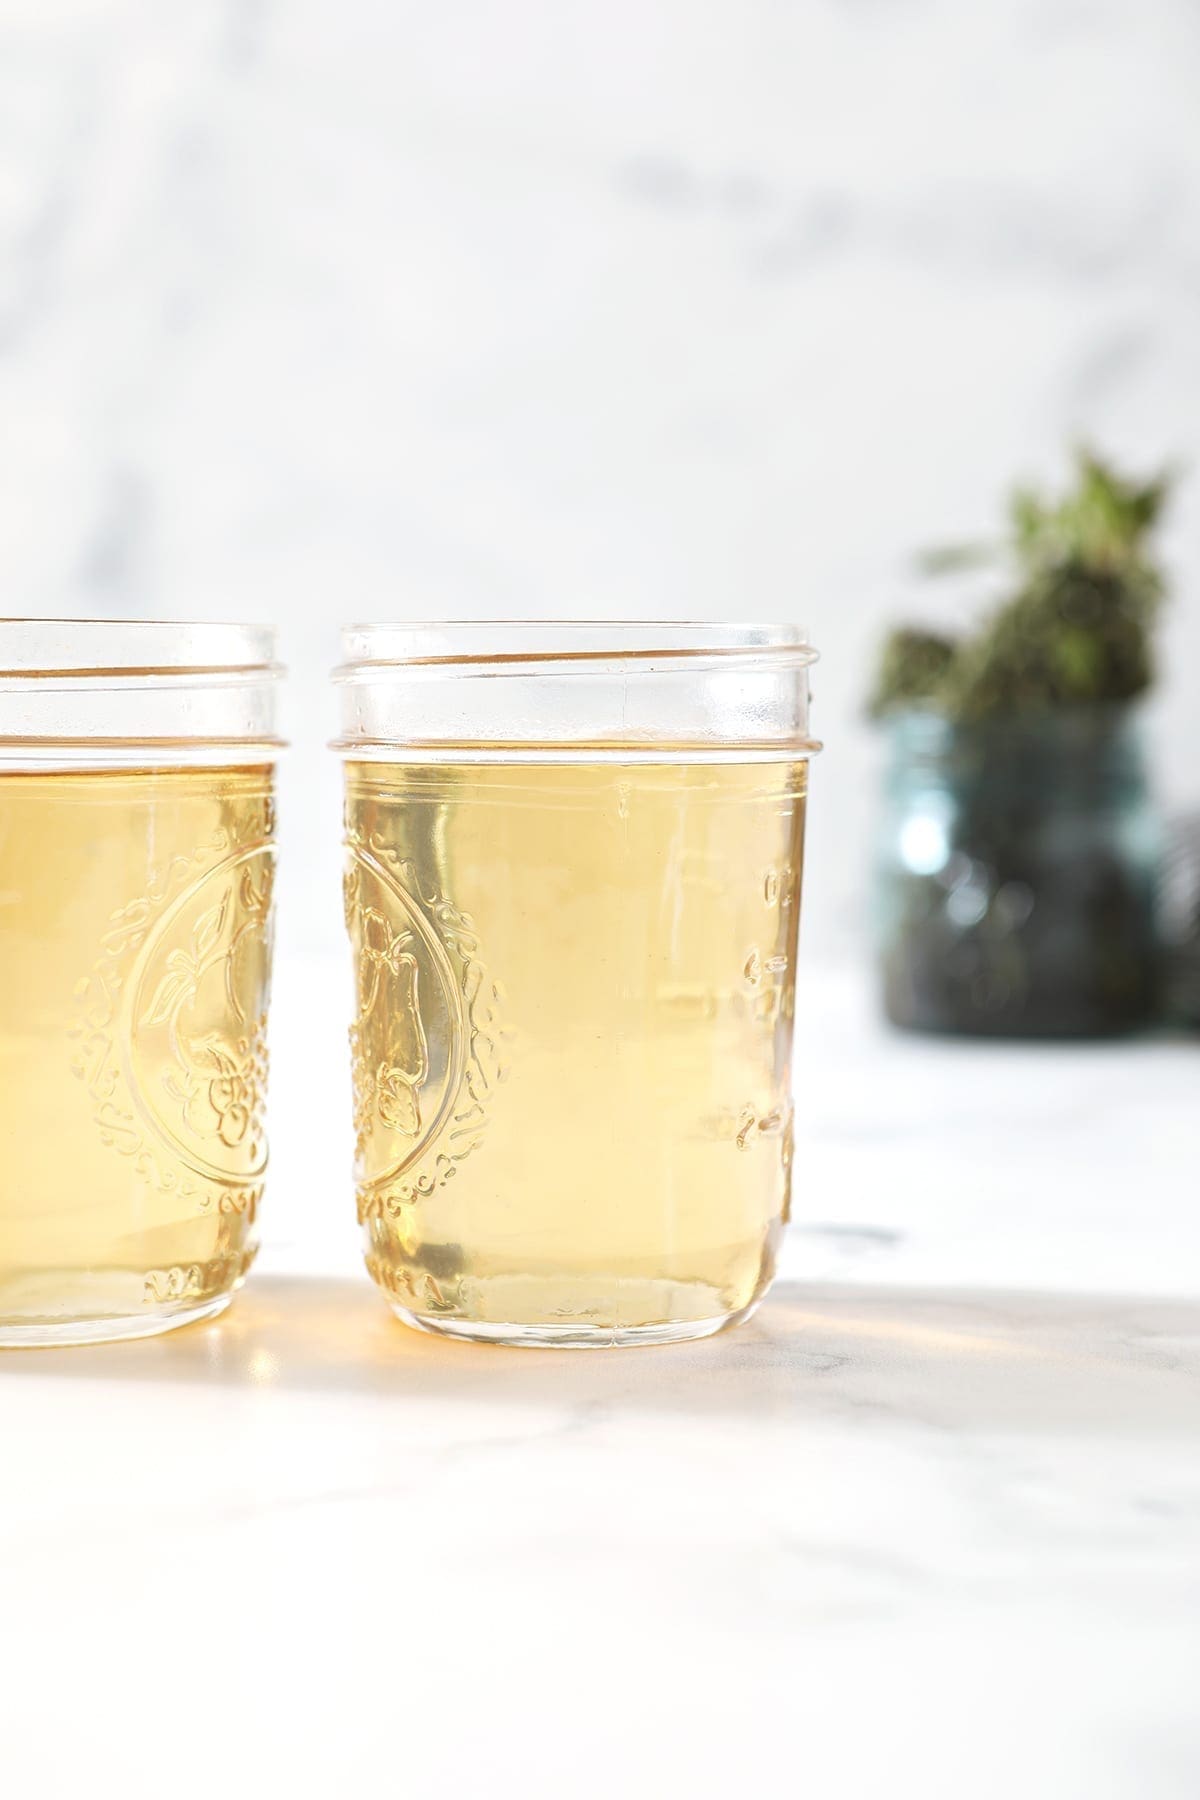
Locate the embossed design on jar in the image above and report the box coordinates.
[143,1264,204,1305]
[70,807,275,1209]
[745,859,801,1028]
[131,846,274,1182]
[344,825,508,1225]
[363,1251,458,1316]
[143,1243,259,1306]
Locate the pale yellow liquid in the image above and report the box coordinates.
[0,766,275,1342]
[343,758,807,1343]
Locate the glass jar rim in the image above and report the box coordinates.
[0,620,283,762]
[337,620,816,676]
[0,618,279,676]
[334,620,818,760]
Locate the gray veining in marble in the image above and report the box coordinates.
[6,1272,1199,1796]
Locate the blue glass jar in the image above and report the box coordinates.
[875,706,1160,1036]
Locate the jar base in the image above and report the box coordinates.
[385,1295,763,1349]
[0,1290,232,1349]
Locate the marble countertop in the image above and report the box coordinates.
[5,961,1198,1798]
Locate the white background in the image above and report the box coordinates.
[3,0,1199,964]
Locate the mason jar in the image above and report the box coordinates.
[333,622,820,1347]
[875,706,1160,1037]
[0,620,283,1344]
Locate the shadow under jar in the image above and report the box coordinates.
[334,623,820,1347]
[0,621,283,1346]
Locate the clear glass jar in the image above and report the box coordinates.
[875,706,1160,1037]
[333,623,819,1347]
[0,620,283,1344]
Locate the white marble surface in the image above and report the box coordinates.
[4,960,1198,1798]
